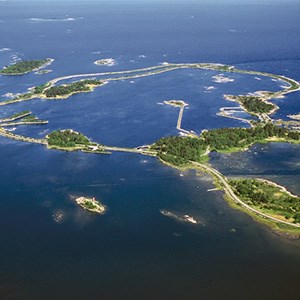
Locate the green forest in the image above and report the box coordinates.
[33,83,50,94]
[202,123,300,151]
[152,124,300,166]
[44,79,103,98]
[238,96,275,114]
[229,179,300,223]
[47,130,91,148]
[0,59,50,75]
[151,136,207,165]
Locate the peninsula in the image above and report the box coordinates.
[229,178,300,225]
[224,95,277,115]
[163,100,192,135]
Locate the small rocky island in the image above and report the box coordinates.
[94,58,115,66]
[160,210,200,225]
[163,100,187,107]
[75,197,106,214]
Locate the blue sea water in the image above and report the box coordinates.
[0,1,300,299]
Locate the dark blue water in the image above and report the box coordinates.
[1,1,300,299]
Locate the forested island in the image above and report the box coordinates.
[75,197,106,214]
[47,130,91,148]
[4,79,105,104]
[225,95,276,115]
[44,79,104,98]
[0,59,53,75]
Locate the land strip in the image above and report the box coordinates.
[191,161,300,228]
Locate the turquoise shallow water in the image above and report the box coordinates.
[0,1,300,299]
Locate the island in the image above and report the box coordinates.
[35,69,52,75]
[2,79,106,104]
[46,129,110,154]
[94,58,115,66]
[163,100,187,107]
[212,74,234,83]
[1,61,300,237]
[75,197,106,214]
[47,129,92,149]
[0,58,54,75]
[43,79,105,99]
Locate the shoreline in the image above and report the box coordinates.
[0,61,300,236]
[256,178,299,198]
[75,196,106,214]
[155,156,300,238]
[0,58,54,76]
[94,58,115,66]
[191,162,300,236]
[288,113,300,121]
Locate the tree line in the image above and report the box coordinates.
[151,136,207,165]
[238,96,275,114]
[202,123,299,151]
[44,79,102,98]
[152,123,300,165]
